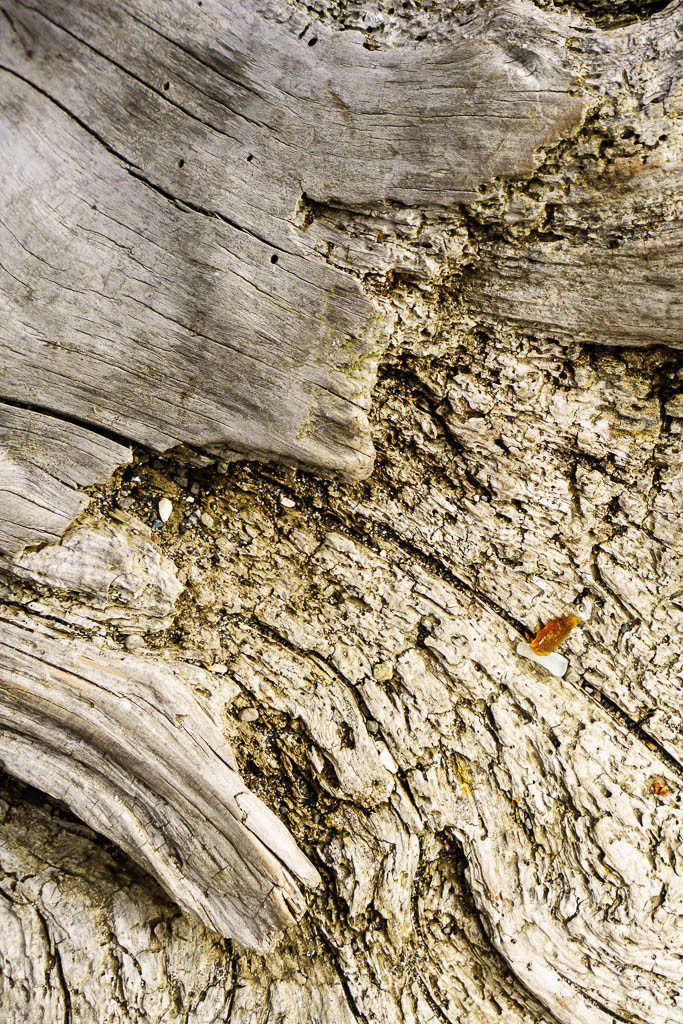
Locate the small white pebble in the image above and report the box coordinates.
[158,497,173,522]
[280,495,296,508]
[239,707,259,723]
[516,641,567,678]
[124,634,145,651]
[200,512,214,528]
[211,663,228,675]
[379,746,398,774]
[186,496,195,503]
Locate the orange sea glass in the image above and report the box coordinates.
[529,614,582,655]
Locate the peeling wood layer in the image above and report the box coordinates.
[0,403,131,555]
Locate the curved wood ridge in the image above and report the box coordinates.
[0,612,320,951]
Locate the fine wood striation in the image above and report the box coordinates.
[0,0,682,1019]
[0,404,130,556]
[0,611,320,951]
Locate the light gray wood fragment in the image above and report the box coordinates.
[0,404,130,556]
[463,212,683,349]
[5,521,183,630]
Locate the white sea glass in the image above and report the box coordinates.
[516,641,568,678]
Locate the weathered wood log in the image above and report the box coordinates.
[1,0,682,1021]
[0,0,591,542]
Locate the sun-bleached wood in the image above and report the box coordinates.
[0,611,320,951]
[4,518,183,630]
[0,0,682,1020]
[0,0,585,531]
[0,404,130,556]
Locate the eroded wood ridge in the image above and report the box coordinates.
[0,403,131,555]
[0,612,320,950]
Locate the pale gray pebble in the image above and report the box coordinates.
[367,720,380,735]
[239,707,259,723]
[124,634,145,651]
[201,512,215,528]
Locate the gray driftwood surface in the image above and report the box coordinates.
[0,0,682,1021]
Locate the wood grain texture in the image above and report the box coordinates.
[0,0,682,1014]
[0,774,239,1022]
[0,404,131,555]
[2,0,680,555]
[0,611,320,951]
[3,518,183,630]
[0,0,586,549]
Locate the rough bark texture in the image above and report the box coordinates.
[1,0,682,1021]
